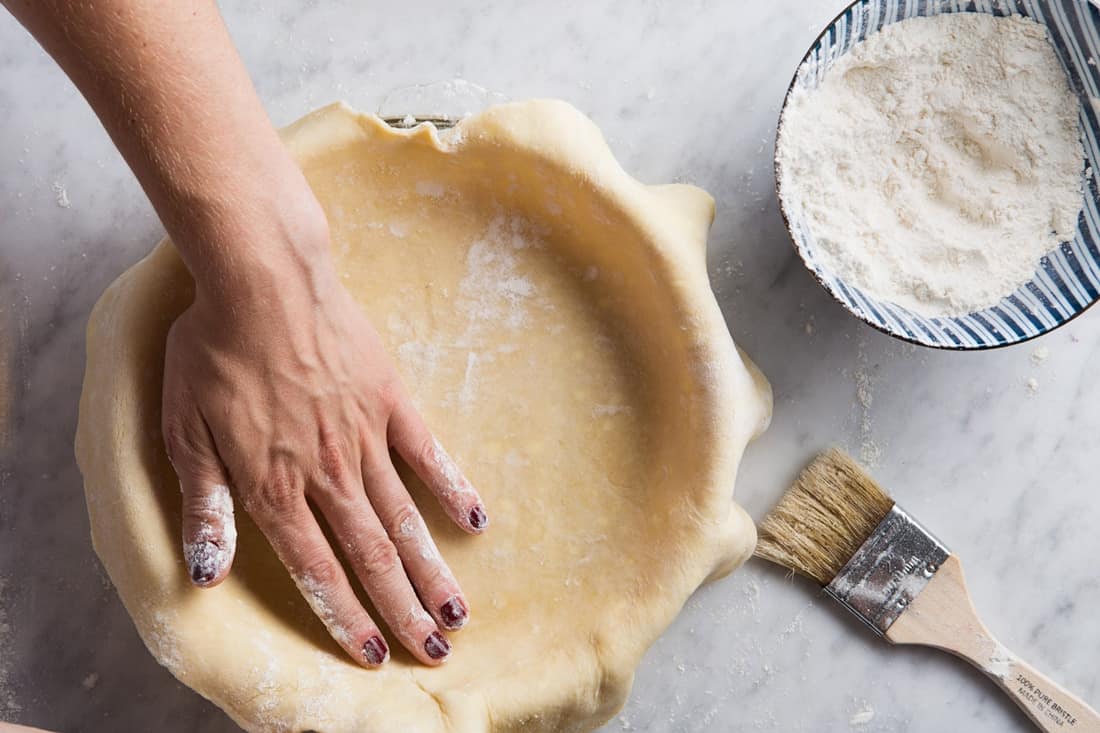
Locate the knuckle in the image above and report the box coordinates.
[248,470,301,518]
[359,457,391,489]
[374,380,403,415]
[299,555,344,590]
[182,498,221,528]
[357,534,400,580]
[182,485,234,530]
[386,503,421,540]
[162,416,200,464]
[316,432,346,486]
[412,434,437,472]
[419,563,451,592]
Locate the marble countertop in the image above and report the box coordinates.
[2,1,1098,731]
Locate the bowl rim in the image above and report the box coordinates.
[772,0,1100,351]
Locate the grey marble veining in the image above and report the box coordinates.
[2,1,1098,731]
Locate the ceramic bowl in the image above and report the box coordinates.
[775,0,1100,349]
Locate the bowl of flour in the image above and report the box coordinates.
[775,0,1100,349]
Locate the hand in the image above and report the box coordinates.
[160,209,488,667]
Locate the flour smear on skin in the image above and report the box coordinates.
[778,13,1083,317]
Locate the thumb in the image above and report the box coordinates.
[181,477,237,587]
[167,416,237,588]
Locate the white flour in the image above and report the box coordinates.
[778,13,1083,317]
[294,573,353,648]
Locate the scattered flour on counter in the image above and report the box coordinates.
[51,181,71,209]
[1026,376,1040,395]
[853,342,882,467]
[778,13,1083,317]
[849,705,875,726]
[1030,345,1050,365]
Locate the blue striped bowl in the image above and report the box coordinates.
[776,0,1100,349]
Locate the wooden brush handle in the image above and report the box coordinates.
[886,555,1099,732]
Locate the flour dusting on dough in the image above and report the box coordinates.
[390,214,553,409]
[592,404,633,417]
[146,610,184,675]
[246,630,289,728]
[415,180,448,199]
[458,351,480,407]
[457,215,544,332]
[395,340,444,388]
[394,214,549,409]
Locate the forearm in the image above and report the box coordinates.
[2,0,327,297]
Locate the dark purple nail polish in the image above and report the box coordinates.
[440,596,468,630]
[425,631,451,660]
[468,505,488,531]
[362,636,388,666]
[190,564,216,585]
[185,540,222,586]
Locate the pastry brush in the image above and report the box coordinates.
[755,449,1100,732]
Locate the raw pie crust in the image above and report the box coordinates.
[75,100,771,733]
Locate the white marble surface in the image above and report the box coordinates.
[2,1,1098,731]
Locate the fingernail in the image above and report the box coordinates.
[425,631,451,660]
[468,505,488,531]
[362,636,389,666]
[440,596,468,630]
[191,564,216,585]
[185,540,219,585]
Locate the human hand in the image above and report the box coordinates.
[160,205,487,667]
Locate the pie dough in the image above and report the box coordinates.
[75,100,771,733]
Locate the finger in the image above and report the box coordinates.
[387,401,487,535]
[361,455,469,632]
[181,482,236,588]
[310,468,452,666]
[163,407,237,588]
[255,491,390,667]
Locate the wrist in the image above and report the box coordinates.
[170,176,337,316]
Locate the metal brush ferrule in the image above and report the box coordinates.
[824,505,950,636]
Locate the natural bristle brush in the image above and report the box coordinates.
[755,449,1100,732]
